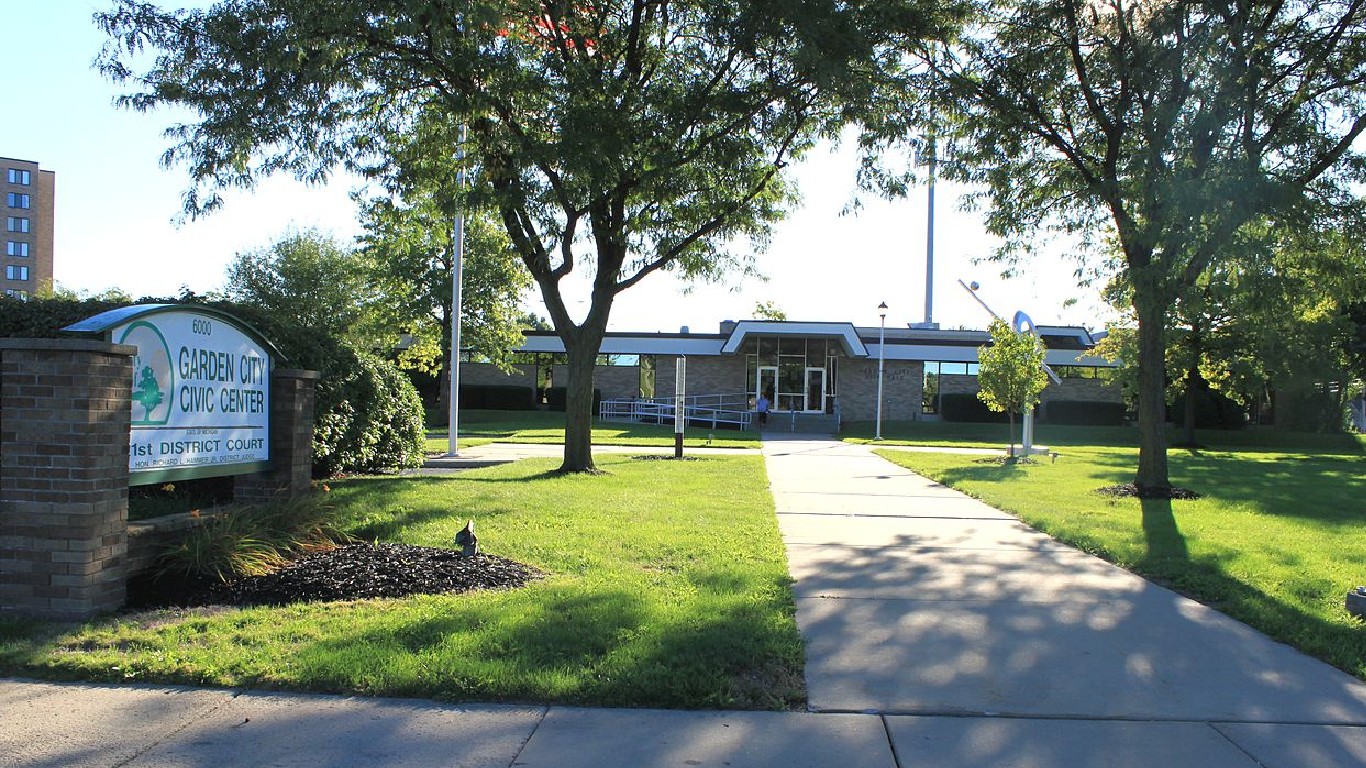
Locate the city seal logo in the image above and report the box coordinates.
[118,320,174,425]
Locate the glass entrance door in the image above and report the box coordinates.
[757,366,777,407]
[804,367,827,413]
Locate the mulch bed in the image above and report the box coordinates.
[1096,483,1202,500]
[125,543,544,610]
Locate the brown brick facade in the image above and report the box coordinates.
[0,339,135,620]
[839,359,924,421]
[459,363,537,388]
[646,355,748,401]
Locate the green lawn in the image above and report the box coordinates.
[876,442,1366,681]
[845,419,1366,454]
[0,455,803,709]
[426,409,760,453]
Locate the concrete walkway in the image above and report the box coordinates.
[5,436,1366,766]
[765,434,1366,766]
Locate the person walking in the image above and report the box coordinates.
[756,391,771,429]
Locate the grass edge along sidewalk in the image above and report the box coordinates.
[0,454,804,710]
[876,444,1366,683]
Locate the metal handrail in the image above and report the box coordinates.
[599,393,755,430]
[599,392,843,433]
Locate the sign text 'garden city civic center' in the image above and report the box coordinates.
[65,305,276,484]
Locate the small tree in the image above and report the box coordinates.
[977,318,1048,458]
[222,230,384,350]
[752,301,788,321]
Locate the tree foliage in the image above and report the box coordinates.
[920,0,1366,494]
[357,190,529,375]
[1098,218,1366,438]
[96,0,954,472]
[752,300,788,321]
[976,318,1048,454]
[222,229,383,350]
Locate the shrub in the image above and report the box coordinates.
[313,351,426,476]
[1044,400,1128,426]
[1271,386,1343,432]
[1168,386,1248,430]
[482,384,537,410]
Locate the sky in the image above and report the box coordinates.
[2,3,1117,335]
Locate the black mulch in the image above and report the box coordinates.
[125,543,544,610]
[1095,483,1202,500]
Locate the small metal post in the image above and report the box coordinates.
[674,356,686,458]
[875,302,888,440]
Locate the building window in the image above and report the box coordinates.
[7,193,30,209]
[7,169,31,185]
[7,241,28,257]
[6,216,29,233]
[5,265,29,281]
[4,288,28,299]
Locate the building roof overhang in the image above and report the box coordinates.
[514,322,1116,367]
[720,320,868,357]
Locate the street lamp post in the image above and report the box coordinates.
[875,301,888,441]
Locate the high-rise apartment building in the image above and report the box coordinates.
[1,157,55,298]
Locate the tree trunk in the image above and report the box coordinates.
[560,339,600,472]
[1007,410,1016,460]
[1134,291,1172,495]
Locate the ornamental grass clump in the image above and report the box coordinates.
[155,495,350,583]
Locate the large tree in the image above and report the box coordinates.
[921,0,1366,494]
[97,0,948,472]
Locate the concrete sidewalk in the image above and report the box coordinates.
[0,680,895,768]
[5,436,1366,767]
[765,434,1366,766]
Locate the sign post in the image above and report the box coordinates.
[674,356,686,458]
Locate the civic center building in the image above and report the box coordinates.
[461,319,1121,430]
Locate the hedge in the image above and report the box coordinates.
[939,392,1011,423]
[1043,400,1127,426]
[544,386,602,413]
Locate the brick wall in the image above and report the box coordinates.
[0,339,135,620]
[235,369,318,504]
[459,363,537,388]
[652,356,747,400]
[938,375,1122,409]
[840,358,923,421]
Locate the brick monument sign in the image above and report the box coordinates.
[1,304,317,620]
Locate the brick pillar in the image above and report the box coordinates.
[235,369,319,504]
[0,338,135,620]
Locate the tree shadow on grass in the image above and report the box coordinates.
[283,580,804,709]
[926,458,1031,486]
[326,476,528,542]
[1083,447,1366,525]
[1139,497,1188,567]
